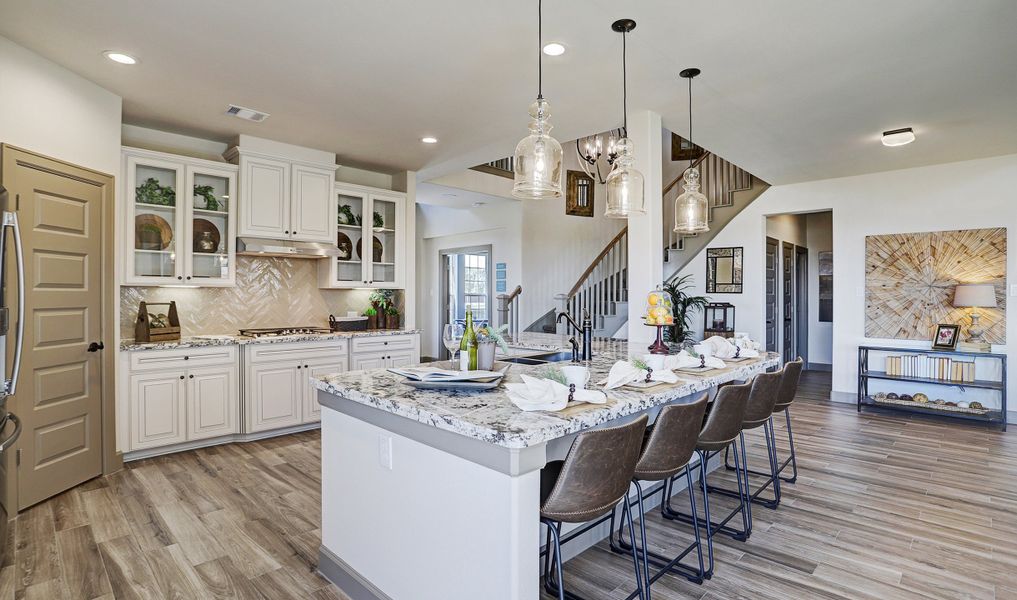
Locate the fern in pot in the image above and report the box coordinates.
[663,274,709,350]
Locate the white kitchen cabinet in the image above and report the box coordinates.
[129,370,188,450]
[304,359,346,423]
[227,145,337,244]
[348,333,420,370]
[319,184,407,289]
[247,363,303,432]
[187,366,238,440]
[123,147,238,287]
[350,353,390,371]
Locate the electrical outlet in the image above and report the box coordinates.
[1010,284,1017,297]
[378,435,393,470]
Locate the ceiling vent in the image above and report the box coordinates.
[225,104,270,123]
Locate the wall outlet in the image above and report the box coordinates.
[378,435,393,470]
[1010,284,1017,297]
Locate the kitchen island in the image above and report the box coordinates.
[312,339,779,600]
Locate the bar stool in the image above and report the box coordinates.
[540,415,649,600]
[661,381,752,578]
[607,395,711,590]
[713,369,785,523]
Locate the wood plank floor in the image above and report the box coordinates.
[1,370,1015,599]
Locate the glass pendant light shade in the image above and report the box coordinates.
[512,98,563,199]
[605,137,645,218]
[673,167,709,233]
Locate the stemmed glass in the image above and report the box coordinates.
[442,323,465,369]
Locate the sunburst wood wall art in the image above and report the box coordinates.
[865,227,1006,343]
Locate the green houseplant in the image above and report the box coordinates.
[136,178,175,206]
[373,211,384,228]
[338,204,357,225]
[663,274,709,346]
[364,306,379,329]
[193,185,220,211]
[384,305,400,329]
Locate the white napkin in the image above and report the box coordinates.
[604,360,680,390]
[505,374,607,412]
[664,351,726,371]
[698,336,759,359]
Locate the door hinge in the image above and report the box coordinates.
[14,193,19,211]
[16,448,21,466]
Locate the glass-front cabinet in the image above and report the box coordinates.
[124,148,238,287]
[319,184,406,289]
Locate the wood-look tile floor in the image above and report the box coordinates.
[2,370,1015,599]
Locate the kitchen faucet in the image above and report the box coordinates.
[557,309,593,362]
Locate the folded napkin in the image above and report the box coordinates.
[698,336,759,359]
[505,374,607,412]
[664,351,726,371]
[604,360,680,390]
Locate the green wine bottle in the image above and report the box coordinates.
[461,309,478,371]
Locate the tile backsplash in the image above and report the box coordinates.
[120,257,401,338]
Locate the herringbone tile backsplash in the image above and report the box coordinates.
[120,257,393,338]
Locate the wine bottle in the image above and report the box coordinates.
[461,309,478,371]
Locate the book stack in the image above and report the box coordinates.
[884,354,975,382]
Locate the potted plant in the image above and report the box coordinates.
[369,289,394,313]
[662,274,709,349]
[193,185,220,211]
[137,223,163,250]
[136,178,175,206]
[475,324,510,371]
[338,204,357,225]
[385,305,400,329]
[364,307,378,329]
[373,210,384,228]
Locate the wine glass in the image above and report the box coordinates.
[442,323,464,369]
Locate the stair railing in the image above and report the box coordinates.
[662,151,753,254]
[558,227,628,336]
[497,285,523,341]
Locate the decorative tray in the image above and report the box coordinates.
[677,366,721,374]
[870,396,991,415]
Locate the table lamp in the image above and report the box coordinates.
[953,283,997,352]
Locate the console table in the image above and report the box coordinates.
[857,345,1007,431]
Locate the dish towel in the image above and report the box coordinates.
[664,351,727,371]
[505,374,608,412]
[604,361,680,390]
[697,336,760,359]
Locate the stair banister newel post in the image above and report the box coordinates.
[497,285,523,342]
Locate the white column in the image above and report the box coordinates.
[626,109,664,344]
[394,171,417,329]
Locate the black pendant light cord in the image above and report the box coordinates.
[688,74,693,169]
[537,0,543,100]
[622,30,628,137]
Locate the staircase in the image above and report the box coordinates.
[542,145,768,339]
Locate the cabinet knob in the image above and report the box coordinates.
[186,276,191,280]
[285,230,290,234]
[297,365,302,369]
[293,231,298,235]
[184,356,189,360]
[177,276,183,280]
[384,341,388,345]
[304,364,309,368]
[179,375,185,380]
[189,374,194,379]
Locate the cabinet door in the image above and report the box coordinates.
[323,188,370,288]
[247,363,302,432]
[387,350,418,368]
[350,353,389,371]
[239,156,290,238]
[130,371,187,450]
[366,193,405,288]
[187,366,238,441]
[185,165,237,286]
[303,360,346,423]
[290,165,334,242]
[125,153,185,285]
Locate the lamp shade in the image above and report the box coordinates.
[953,284,997,308]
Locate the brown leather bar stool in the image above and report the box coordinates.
[711,369,784,534]
[607,395,711,591]
[540,415,649,600]
[660,381,752,579]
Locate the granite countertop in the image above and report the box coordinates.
[313,339,780,449]
[120,328,421,352]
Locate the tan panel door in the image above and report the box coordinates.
[2,148,105,510]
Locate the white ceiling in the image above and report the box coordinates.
[2,0,1015,184]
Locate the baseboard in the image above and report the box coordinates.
[123,422,321,462]
[806,362,832,372]
[318,546,392,600]
[830,390,855,404]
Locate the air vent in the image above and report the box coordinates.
[225,104,270,123]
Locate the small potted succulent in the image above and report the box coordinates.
[385,305,400,329]
[364,307,379,329]
[475,324,510,371]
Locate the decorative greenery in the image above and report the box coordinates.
[338,204,357,225]
[193,185,219,211]
[663,274,709,345]
[139,223,162,235]
[629,356,649,371]
[364,307,378,317]
[369,289,395,310]
[537,366,568,385]
[136,178,175,206]
[385,305,399,316]
[476,324,511,353]
[373,211,384,228]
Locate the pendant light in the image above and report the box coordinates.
[674,68,709,234]
[512,0,563,200]
[604,19,645,218]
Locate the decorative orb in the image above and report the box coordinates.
[912,393,929,403]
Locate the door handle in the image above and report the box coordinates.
[87,341,105,352]
[0,413,21,452]
[3,212,24,396]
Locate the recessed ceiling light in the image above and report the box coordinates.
[421,136,438,144]
[542,42,566,56]
[103,51,137,65]
[881,127,915,147]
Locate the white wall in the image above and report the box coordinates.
[806,212,833,365]
[678,153,1017,410]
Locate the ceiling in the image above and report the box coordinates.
[2,1,1015,184]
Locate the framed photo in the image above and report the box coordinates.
[565,170,595,217]
[932,324,960,350]
[706,247,743,293]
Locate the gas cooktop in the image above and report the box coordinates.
[238,326,331,338]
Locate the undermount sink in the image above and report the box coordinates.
[500,350,576,365]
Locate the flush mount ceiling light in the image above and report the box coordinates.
[674,68,710,234]
[421,136,438,144]
[542,42,566,56]
[103,51,137,65]
[512,0,563,200]
[881,127,915,147]
[604,19,645,218]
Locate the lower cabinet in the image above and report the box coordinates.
[304,359,346,422]
[187,366,238,440]
[351,349,417,370]
[247,363,303,432]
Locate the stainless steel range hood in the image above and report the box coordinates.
[237,237,340,259]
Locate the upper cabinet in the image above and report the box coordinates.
[319,184,406,289]
[225,142,337,244]
[123,147,237,287]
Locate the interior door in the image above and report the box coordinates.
[764,237,778,353]
[2,147,110,510]
[782,241,794,363]
[795,245,809,365]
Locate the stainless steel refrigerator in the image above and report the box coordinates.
[0,185,24,556]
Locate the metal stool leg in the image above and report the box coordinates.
[782,407,799,483]
[542,519,566,600]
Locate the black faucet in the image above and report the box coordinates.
[557,309,593,362]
